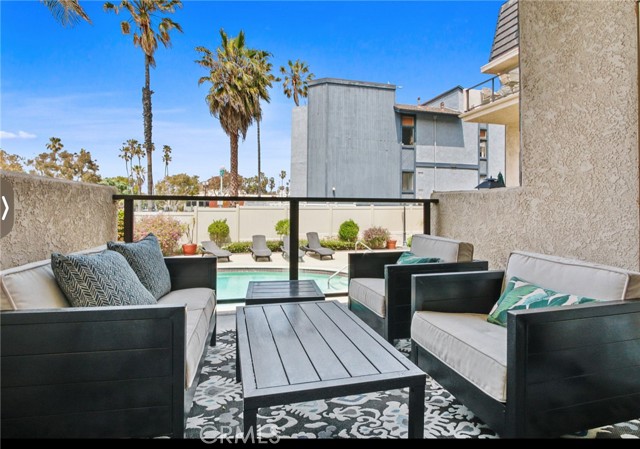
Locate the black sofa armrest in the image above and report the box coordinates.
[1,305,186,438]
[348,251,405,279]
[507,299,640,437]
[165,256,217,291]
[411,270,504,315]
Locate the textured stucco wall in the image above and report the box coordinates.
[433,0,639,271]
[0,171,118,269]
[289,106,308,197]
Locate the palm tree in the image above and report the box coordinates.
[251,50,275,197]
[162,144,172,177]
[104,0,182,194]
[279,59,314,107]
[41,0,91,27]
[195,29,269,196]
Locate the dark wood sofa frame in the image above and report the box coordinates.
[410,270,640,438]
[347,251,488,342]
[1,257,217,439]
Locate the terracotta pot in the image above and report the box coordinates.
[209,201,218,208]
[386,239,397,250]
[182,243,198,256]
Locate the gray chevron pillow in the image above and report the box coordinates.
[52,251,157,307]
[107,233,171,300]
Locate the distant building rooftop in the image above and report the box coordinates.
[489,0,519,62]
[394,103,460,115]
[309,78,396,90]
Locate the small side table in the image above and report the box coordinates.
[245,280,324,305]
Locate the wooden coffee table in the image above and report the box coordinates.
[245,279,324,305]
[236,300,426,438]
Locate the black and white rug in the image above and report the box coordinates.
[185,330,639,440]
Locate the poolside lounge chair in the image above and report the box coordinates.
[301,232,335,260]
[280,236,305,262]
[201,240,232,262]
[249,235,272,261]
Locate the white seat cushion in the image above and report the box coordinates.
[505,251,640,301]
[1,245,106,311]
[158,288,216,388]
[410,235,474,263]
[348,278,386,317]
[411,311,507,402]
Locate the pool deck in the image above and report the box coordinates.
[212,247,407,314]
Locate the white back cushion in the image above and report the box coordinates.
[505,251,640,301]
[1,245,107,311]
[410,234,474,263]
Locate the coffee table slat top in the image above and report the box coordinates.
[246,280,324,303]
[237,301,424,400]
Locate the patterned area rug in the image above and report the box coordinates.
[185,330,639,440]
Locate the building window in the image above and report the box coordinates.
[479,126,488,176]
[402,171,414,193]
[401,115,415,146]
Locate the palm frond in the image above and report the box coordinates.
[42,0,91,27]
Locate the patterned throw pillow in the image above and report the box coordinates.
[396,252,442,265]
[107,233,171,300]
[487,276,599,327]
[52,251,157,307]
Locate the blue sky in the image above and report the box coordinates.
[1,0,502,183]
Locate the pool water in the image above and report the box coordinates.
[217,270,348,300]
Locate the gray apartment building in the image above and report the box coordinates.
[290,78,505,198]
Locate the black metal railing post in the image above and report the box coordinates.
[124,198,134,243]
[289,200,299,280]
[423,201,431,235]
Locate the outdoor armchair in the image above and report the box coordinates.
[410,251,640,437]
[348,234,488,342]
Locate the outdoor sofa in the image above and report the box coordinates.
[348,234,488,342]
[410,250,640,437]
[0,244,217,438]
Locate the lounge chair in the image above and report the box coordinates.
[201,240,232,262]
[301,232,335,260]
[280,236,304,262]
[249,235,272,261]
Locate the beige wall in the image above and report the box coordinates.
[0,171,118,269]
[504,122,520,187]
[137,204,425,245]
[433,0,640,271]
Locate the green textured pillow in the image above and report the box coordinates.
[52,251,157,307]
[396,252,442,265]
[107,233,171,300]
[487,276,599,327]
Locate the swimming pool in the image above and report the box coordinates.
[216,269,348,301]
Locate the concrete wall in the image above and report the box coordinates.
[289,106,308,197]
[432,0,639,271]
[504,122,520,186]
[306,79,399,198]
[137,204,425,246]
[0,171,118,269]
[488,124,506,179]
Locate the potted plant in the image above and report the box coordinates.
[386,237,398,249]
[182,217,197,256]
[208,219,230,246]
[338,219,359,243]
[275,218,290,240]
[363,226,390,249]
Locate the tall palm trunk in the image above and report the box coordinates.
[143,55,154,194]
[230,132,239,196]
[257,119,261,197]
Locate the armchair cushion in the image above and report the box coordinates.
[412,311,507,402]
[487,276,598,327]
[107,233,172,300]
[410,234,474,263]
[348,278,386,317]
[51,251,157,307]
[505,251,640,301]
[396,252,442,265]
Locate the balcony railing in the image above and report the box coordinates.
[464,70,520,112]
[113,194,439,283]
